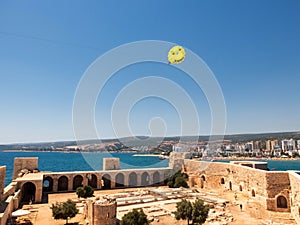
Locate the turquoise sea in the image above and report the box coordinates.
[0,151,169,187]
[1,152,300,187]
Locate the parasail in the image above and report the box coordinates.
[168,45,186,64]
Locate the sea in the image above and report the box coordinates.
[0,151,169,187]
[1,151,300,187]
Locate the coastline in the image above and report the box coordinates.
[133,154,169,159]
[214,156,299,161]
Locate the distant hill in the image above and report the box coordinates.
[1,131,299,151]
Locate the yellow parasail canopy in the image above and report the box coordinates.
[168,45,186,64]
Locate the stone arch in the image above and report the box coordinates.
[102,174,111,189]
[58,176,68,191]
[73,175,83,190]
[115,173,125,188]
[239,185,243,192]
[153,171,160,185]
[229,181,232,190]
[277,195,288,208]
[200,175,206,188]
[220,177,225,185]
[163,172,169,185]
[129,172,137,187]
[21,182,36,204]
[88,174,97,189]
[43,176,53,192]
[141,172,150,186]
[252,189,256,197]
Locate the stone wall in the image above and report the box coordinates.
[43,168,170,192]
[0,166,5,201]
[0,189,21,225]
[3,182,17,201]
[169,152,191,170]
[13,158,38,179]
[103,158,120,171]
[183,159,291,213]
[86,198,117,225]
[289,172,300,224]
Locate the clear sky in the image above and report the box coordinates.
[0,0,299,144]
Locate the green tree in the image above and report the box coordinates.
[192,199,210,225]
[174,176,189,188]
[175,199,209,225]
[76,185,94,198]
[168,170,189,188]
[51,199,79,224]
[175,199,193,225]
[120,209,150,225]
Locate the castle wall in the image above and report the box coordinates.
[183,159,291,213]
[42,168,169,192]
[103,158,120,170]
[0,166,5,201]
[0,190,21,225]
[13,158,38,179]
[289,172,300,224]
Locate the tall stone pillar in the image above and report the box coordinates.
[52,177,58,192]
[97,175,102,189]
[68,176,73,191]
[149,173,153,186]
[83,175,88,187]
[124,174,129,187]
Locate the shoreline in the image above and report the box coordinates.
[214,156,299,161]
[133,154,169,159]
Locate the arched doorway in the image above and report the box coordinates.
[252,189,256,197]
[88,174,97,189]
[163,172,169,185]
[58,176,68,191]
[102,174,111,189]
[200,175,206,189]
[115,173,125,188]
[229,181,232,190]
[277,196,288,208]
[21,182,36,204]
[153,171,160,185]
[221,178,225,185]
[129,172,137,187]
[73,175,83,190]
[141,172,149,186]
[43,176,53,192]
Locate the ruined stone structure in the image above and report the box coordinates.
[103,158,120,170]
[13,157,38,179]
[85,198,117,225]
[2,153,300,224]
[183,158,298,220]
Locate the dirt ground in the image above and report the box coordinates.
[17,187,295,225]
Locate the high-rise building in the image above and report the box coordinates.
[266,140,272,151]
[281,139,296,151]
[254,140,262,150]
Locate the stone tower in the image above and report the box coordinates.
[169,152,191,171]
[13,157,38,179]
[103,158,120,171]
[86,198,117,225]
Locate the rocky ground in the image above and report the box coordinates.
[16,187,296,225]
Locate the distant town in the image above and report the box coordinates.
[1,131,300,159]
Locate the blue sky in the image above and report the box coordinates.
[0,1,299,144]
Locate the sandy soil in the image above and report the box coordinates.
[17,187,296,225]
